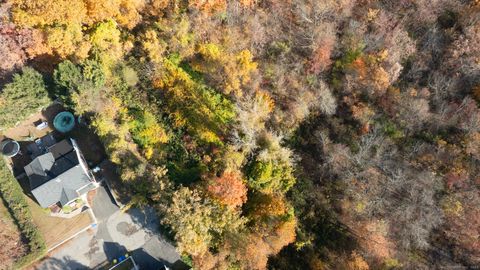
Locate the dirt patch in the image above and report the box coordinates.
[84,237,100,260]
[0,103,65,176]
[1,103,64,141]
[116,221,139,236]
[99,161,131,206]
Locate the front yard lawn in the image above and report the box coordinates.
[27,196,94,249]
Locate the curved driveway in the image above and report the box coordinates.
[34,184,180,270]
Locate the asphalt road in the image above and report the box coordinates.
[33,184,181,270]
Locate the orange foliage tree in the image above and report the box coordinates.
[188,0,226,14]
[309,38,335,74]
[345,52,392,97]
[206,171,248,208]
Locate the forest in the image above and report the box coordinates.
[0,0,479,269]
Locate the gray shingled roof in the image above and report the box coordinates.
[24,152,56,189]
[24,139,95,208]
[25,139,80,190]
[31,165,92,208]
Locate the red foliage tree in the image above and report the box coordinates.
[0,23,44,75]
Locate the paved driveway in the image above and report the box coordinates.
[33,184,181,270]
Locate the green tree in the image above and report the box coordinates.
[54,59,105,92]
[247,133,296,194]
[53,59,106,115]
[248,160,295,193]
[81,59,106,89]
[53,60,82,91]
[0,67,50,128]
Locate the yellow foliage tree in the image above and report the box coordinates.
[115,0,145,29]
[45,24,84,58]
[84,0,120,24]
[164,187,246,256]
[89,20,124,72]
[11,0,87,27]
[193,43,258,97]
[140,29,167,63]
[11,0,134,61]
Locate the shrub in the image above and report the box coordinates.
[82,59,106,89]
[62,205,73,213]
[129,110,169,149]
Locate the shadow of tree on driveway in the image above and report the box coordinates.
[33,256,88,270]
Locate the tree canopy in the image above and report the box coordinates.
[0,67,50,128]
[2,0,480,269]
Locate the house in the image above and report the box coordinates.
[24,136,98,212]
